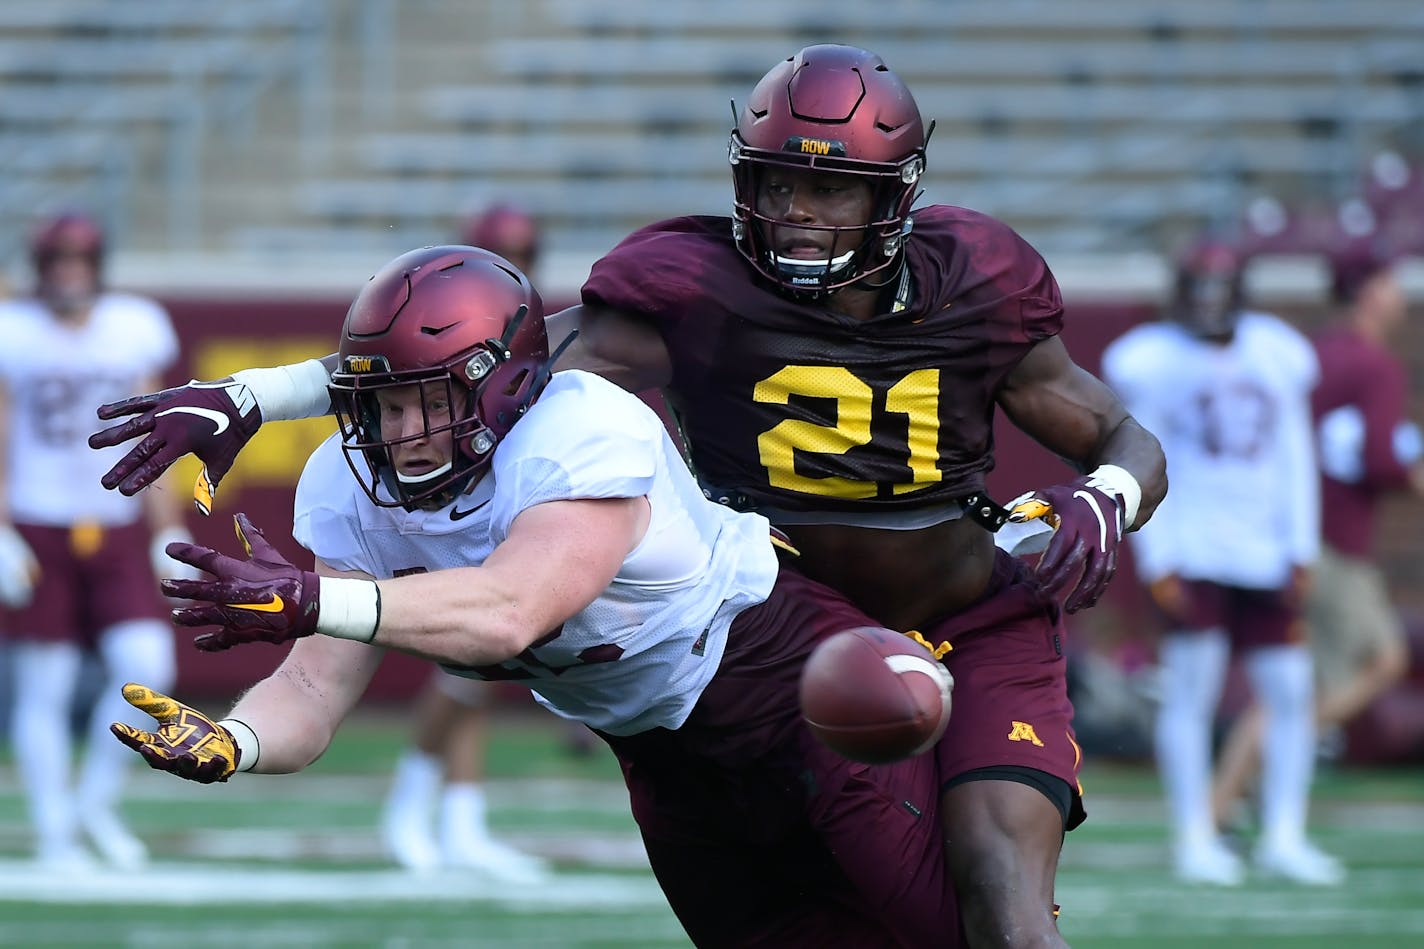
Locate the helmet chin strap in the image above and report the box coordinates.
[395,460,454,485]
[772,248,856,288]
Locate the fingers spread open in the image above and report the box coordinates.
[192,631,234,652]
[97,434,161,489]
[94,392,162,422]
[120,682,181,721]
[233,513,280,562]
[110,721,162,753]
[171,604,238,628]
[163,541,224,574]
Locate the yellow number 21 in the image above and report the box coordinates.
[752,366,942,499]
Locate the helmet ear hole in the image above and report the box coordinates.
[502,367,531,398]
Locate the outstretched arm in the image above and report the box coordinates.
[162,496,648,664]
[994,336,1168,612]
[111,559,382,781]
[90,355,338,510]
[218,561,386,773]
[998,335,1167,528]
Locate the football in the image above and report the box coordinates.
[799,626,954,764]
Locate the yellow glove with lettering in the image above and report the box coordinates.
[110,683,243,784]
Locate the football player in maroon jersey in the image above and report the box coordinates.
[92,46,1166,946]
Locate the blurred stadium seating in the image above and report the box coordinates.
[2,0,1423,292]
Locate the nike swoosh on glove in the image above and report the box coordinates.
[110,683,240,783]
[90,379,262,515]
[161,513,322,652]
[1006,475,1125,613]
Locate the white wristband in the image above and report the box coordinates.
[231,358,331,422]
[316,576,382,643]
[218,717,261,772]
[1085,464,1142,529]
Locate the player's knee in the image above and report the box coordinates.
[12,641,83,703]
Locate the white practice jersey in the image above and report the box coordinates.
[293,370,780,736]
[0,293,178,525]
[1103,312,1319,588]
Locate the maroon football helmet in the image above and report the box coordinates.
[30,211,105,310]
[329,245,551,510]
[1169,238,1246,340]
[461,204,541,273]
[730,45,929,295]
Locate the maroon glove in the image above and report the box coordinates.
[90,379,262,515]
[1007,476,1125,613]
[162,513,322,652]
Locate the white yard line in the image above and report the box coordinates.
[0,859,667,908]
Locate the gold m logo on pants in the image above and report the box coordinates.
[1007,720,1045,747]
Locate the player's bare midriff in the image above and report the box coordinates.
[779,516,997,633]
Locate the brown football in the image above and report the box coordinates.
[799,626,954,764]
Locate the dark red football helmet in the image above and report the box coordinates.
[461,204,541,273]
[30,211,105,309]
[329,245,551,510]
[1169,238,1246,339]
[730,45,929,295]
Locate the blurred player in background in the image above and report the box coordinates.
[379,203,547,877]
[111,245,972,947]
[89,46,1168,944]
[0,211,194,869]
[1104,239,1342,887]
[462,203,540,277]
[1211,229,1419,832]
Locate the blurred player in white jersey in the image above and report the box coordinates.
[378,205,548,877]
[108,246,970,947]
[1211,227,1420,832]
[1103,240,1342,887]
[0,211,193,868]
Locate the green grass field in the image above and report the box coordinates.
[1,711,1420,948]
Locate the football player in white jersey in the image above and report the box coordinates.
[1103,240,1342,887]
[0,211,194,869]
[110,246,964,947]
[377,205,548,879]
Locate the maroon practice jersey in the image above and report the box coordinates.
[582,206,1064,517]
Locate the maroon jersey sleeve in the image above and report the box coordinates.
[1313,329,1414,491]
[582,216,730,333]
[579,210,1065,516]
[905,205,1064,354]
[1355,348,1413,488]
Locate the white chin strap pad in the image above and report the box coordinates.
[774,248,856,276]
[396,460,454,485]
